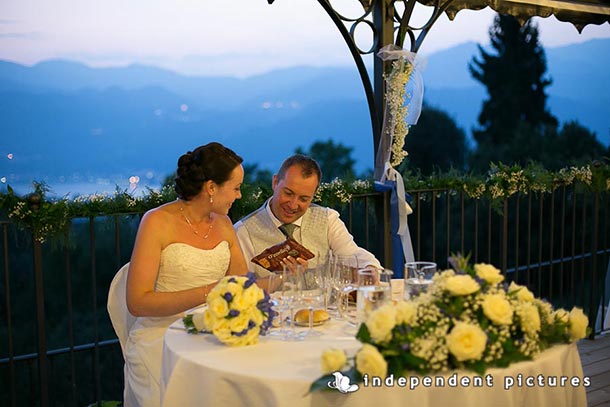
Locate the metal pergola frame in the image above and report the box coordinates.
[268,0,610,162]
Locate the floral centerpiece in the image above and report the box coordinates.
[183,272,274,346]
[311,256,589,391]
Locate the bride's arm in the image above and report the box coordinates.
[221,216,248,276]
[126,209,213,317]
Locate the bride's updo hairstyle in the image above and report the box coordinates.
[175,142,243,201]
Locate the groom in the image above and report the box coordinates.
[234,154,382,278]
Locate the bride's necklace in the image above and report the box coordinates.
[180,206,213,239]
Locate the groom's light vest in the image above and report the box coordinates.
[241,203,330,277]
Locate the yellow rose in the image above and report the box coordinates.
[321,348,347,374]
[517,302,540,334]
[554,308,569,323]
[212,318,233,343]
[223,279,245,298]
[482,294,513,325]
[228,314,250,334]
[203,309,215,330]
[474,263,504,285]
[240,285,264,307]
[395,300,417,325]
[355,344,387,378]
[247,307,264,327]
[365,303,396,343]
[568,307,588,341]
[208,297,229,318]
[509,282,534,302]
[445,275,480,296]
[447,322,487,361]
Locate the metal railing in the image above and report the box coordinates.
[1,187,608,406]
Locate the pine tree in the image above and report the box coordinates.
[469,14,558,171]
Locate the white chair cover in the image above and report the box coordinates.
[107,263,137,357]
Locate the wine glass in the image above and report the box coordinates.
[296,265,326,338]
[267,271,290,339]
[267,266,301,340]
[331,254,360,325]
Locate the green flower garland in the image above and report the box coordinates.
[1,162,608,243]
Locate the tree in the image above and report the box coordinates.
[550,120,608,168]
[295,139,357,182]
[469,14,557,171]
[401,104,469,175]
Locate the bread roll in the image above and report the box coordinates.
[294,309,330,325]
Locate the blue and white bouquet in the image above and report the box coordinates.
[183,272,274,346]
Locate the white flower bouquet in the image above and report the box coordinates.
[183,272,274,347]
[311,256,589,391]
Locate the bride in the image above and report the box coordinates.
[124,142,247,407]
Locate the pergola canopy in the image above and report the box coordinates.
[422,0,610,32]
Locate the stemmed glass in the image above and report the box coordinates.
[331,254,359,325]
[267,266,300,340]
[297,265,326,338]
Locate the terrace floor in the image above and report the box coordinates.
[578,332,610,406]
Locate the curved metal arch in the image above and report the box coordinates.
[317,0,382,155]
[267,0,460,157]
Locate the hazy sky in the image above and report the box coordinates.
[1,0,609,77]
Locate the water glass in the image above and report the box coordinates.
[267,266,301,340]
[331,254,359,322]
[404,261,437,299]
[356,268,392,323]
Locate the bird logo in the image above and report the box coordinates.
[327,371,360,393]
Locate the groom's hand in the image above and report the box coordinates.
[280,256,308,272]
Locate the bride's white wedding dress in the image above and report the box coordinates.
[124,241,230,407]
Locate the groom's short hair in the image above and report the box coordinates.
[277,154,322,186]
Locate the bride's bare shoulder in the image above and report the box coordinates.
[142,201,180,224]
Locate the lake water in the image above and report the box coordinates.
[1,180,163,199]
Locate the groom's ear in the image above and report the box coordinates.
[271,174,278,189]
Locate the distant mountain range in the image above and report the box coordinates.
[1,38,608,195]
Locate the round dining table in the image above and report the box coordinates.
[160,317,587,407]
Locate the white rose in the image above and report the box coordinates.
[395,300,417,325]
[446,322,487,362]
[445,275,480,296]
[355,344,387,378]
[482,294,513,325]
[568,307,588,341]
[509,281,534,302]
[321,348,347,374]
[365,303,396,343]
[192,313,206,331]
[474,263,504,285]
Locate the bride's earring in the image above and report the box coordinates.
[209,196,213,204]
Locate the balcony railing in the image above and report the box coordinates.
[1,186,608,406]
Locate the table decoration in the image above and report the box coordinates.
[310,255,590,392]
[182,272,274,346]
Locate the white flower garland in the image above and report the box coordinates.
[384,58,413,167]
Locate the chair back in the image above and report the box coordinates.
[107,263,137,357]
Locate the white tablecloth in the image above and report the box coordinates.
[160,319,587,407]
